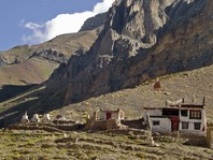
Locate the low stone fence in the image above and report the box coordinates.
[84,119,119,131]
[121,118,146,130]
[153,131,211,148]
[8,122,84,132]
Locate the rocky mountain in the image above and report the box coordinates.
[1,0,213,127]
[0,30,99,102]
[80,12,107,32]
[0,30,98,68]
[46,0,210,105]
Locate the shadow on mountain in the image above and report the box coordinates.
[0,85,66,128]
[0,98,40,128]
[0,84,37,103]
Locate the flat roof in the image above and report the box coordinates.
[144,104,204,110]
[181,104,204,108]
[100,109,125,114]
[150,115,170,118]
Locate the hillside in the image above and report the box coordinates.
[1,63,213,127]
[0,30,98,102]
[1,0,213,127]
[80,12,107,32]
[38,63,213,121]
[0,30,98,68]
[1,62,213,158]
[0,129,213,159]
[1,0,213,159]
[43,0,211,107]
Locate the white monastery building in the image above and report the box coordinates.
[143,98,207,135]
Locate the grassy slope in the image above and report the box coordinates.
[40,30,98,56]
[0,129,212,160]
[0,30,98,58]
[0,30,98,87]
[0,30,98,102]
[1,62,213,121]
[0,58,58,86]
[0,57,213,160]
[0,45,30,63]
[56,63,213,121]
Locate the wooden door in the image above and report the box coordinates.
[171,116,179,131]
[106,112,112,120]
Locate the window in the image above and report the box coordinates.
[190,110,201,119]
[153,120,160,126]
[163,109,179,116]
[181,110,188,117]
[182,122,189,129]
[194,122,201,130]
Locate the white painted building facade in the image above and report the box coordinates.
[143,102,207,135]
[99,109,125,121]
[150,116,171,133]
[178,106,207,135]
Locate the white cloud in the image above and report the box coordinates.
[93,0,115,14]
[22,0,115,44]
[22,22,47,43]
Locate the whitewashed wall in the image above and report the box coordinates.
[143,109,162,121]
[179,109,207,136]
[143,108,207,135]
[99,112,119,121]
[150,117,171,133]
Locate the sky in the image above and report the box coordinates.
[0,0,114,51]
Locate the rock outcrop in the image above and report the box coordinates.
[43,0,211,108]
[80,12,108,32]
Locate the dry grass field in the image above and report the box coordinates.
[0,30,98,103]
[0,58,58,86]
[56,63,213,122]
[1,60,213,125]
[0,128,213,160]
[1,60,213,160]
[0,30,98,87]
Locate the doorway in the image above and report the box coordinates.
[171,116,179,131]
[106,112,112,120]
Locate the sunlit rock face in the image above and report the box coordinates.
[46,0,210,106]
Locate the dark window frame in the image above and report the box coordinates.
[189,110,201,119]
[162,108,179,116]
[181,110,188,117]
[194,122,201,130]
[152,120,160,126]
[182,122,189,129]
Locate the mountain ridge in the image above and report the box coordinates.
[46,0,210,105]
[0,30,99,102]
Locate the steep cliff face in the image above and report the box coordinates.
[45,0,212,107]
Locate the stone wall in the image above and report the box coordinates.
[121,118,146,130]
[84,118,120,131]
